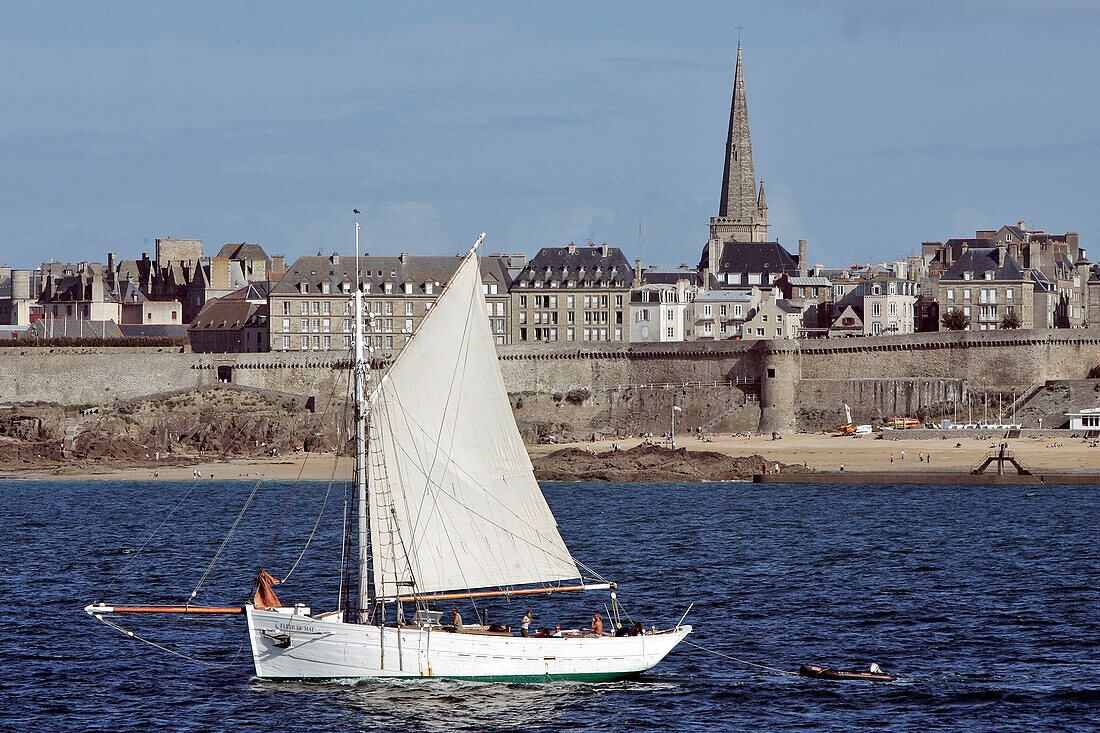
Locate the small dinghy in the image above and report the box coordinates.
[798,663,896,682]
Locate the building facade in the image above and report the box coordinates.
[269,253,514,352]
[510,243,632,343]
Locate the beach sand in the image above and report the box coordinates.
[5,431,1099,481]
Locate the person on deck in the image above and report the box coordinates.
[521,609,533,637]
[590,613,604,637]
[451,607,463,632]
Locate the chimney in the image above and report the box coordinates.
[798,240,808,277]
[107,252,116,274]
[601,242,609,257]
[91,271,104,303]
[633,258,642,286]
[399,252,409,265]
[568,242,577,254]
[1018,220,1027,232]
[271,254,285,273]
[331,252,340,266]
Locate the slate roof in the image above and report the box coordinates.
[787,276,832,287]
[941,248,1027,281]
[693,289,753,303]
[699,241,799,277]
[514,245,633,288]
[775,299,801,314]
[189,300,266,331]
[216,242,270,261]
[223,281,274,302]
[640,267,702,286]
[270,255,514,297]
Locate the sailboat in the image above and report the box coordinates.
[86,230,691,682]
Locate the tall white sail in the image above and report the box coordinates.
[367,248,579,598]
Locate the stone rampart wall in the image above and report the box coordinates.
[5,330,1100,432]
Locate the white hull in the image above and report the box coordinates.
[245,607,691,681]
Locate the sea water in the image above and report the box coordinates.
[3,479,1097,731]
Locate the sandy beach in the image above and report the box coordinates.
[4,431,1099,481]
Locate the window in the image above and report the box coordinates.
[300,336,308,350]
[323,319,330,332]
[703,305,712,317]
[1007,288,1014,300]
[889,303,896,316]
[283,318,290,332]
[282,336,291,350]
[386,336,393,348]
[495,302,504,316]
[872,303,881,317]
[322,282,330,294]
[757,328,764,336]
[667,326,675,339]
[947,288,955,299]
[323,335,331,350]
[567,295,574,309]
[566,328,575,341]
[964,289,971,300]
[520,295,527,307]
[384,282,393,294]
[734,304,743,318]
[385,301,393,315]
[301,319,309,332]
[748,273,761,285]
[963,272,973,280]
[283,302,291,315]
[385,319,393,331]
[344,336,351,349]
[425,282,433,295]
[322,301,331,315]
[404,318,413,332]
[312,301,320,315]
[300,302,308,315]
[776,328,782,337]
[984,272,993,280]
[405,302,413,316]
[762,314,769,322]
[615,295,623,308]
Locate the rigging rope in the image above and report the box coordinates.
[89,612,250,677]
[682,639,800,676]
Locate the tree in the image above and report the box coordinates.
[1000,310,1022,329]
[941,309,971,331]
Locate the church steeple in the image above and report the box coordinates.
[709,43,768,245]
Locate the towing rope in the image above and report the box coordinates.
[682,639,800,676]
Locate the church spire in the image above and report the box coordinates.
[710,44,767,244]
[718,45,756,220]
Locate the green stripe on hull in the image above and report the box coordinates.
[257,671,643,683]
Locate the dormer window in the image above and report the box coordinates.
[425,282,433,295]
[321,282,331,294]
[384,282,393,294]
[300,282,310,293]
[341,282,350,293]
[403,282,413,295]
[984,271,993,280]
[963,271,973,280]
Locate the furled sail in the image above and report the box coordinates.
[367,247,579,598]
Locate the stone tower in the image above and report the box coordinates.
[709,44,768,245]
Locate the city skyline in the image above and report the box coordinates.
[1,1,1096,270]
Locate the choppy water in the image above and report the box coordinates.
[3,479,1097,731]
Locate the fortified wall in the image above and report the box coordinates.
[3,329,1100,432]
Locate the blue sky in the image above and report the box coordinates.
[1,1,1097,270]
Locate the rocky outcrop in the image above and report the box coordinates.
[531,444,808,482]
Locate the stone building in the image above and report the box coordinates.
[0,267,42,325]
[510,242,632,343]
[937,247,1035,330]
[776,274,834,334]
[923,223,1088,329]
[692,289,753,339]
[740,288,802,340]
[269,253,514,352]
[188,282,272,353]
